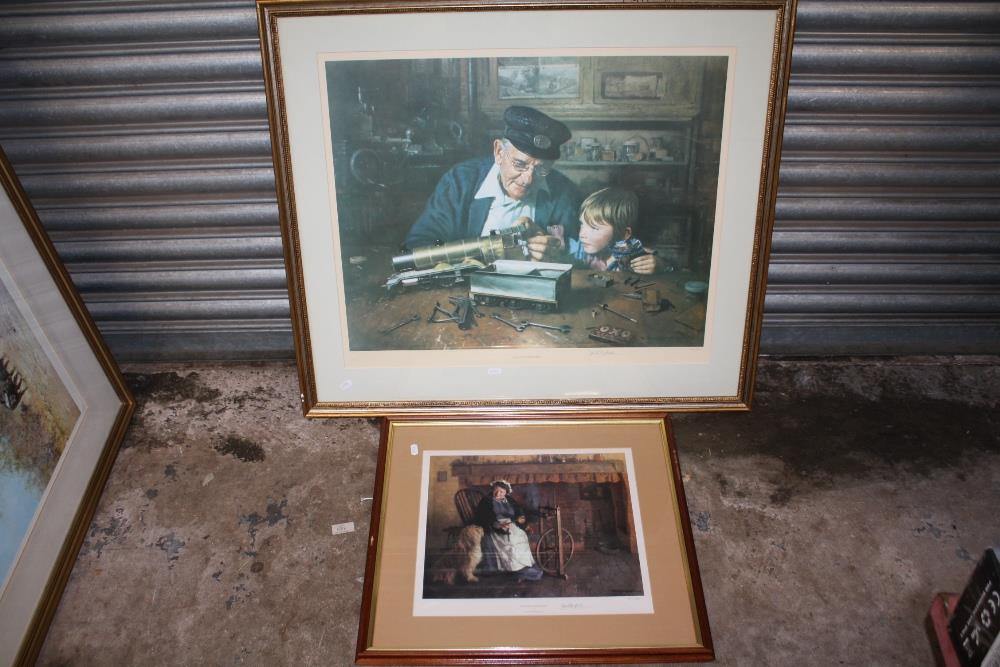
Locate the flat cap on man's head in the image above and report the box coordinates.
[503,106,571,161]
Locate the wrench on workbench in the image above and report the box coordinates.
[491,313,529,332]
[379,314,420,334]
[521,321,571,334]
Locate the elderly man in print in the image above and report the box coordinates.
[404,106,581,262]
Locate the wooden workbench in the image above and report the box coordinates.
[340,246,707,351]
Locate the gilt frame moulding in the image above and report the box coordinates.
[257,0,797,416]
[0,148,135,667]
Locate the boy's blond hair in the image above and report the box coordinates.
[580,187,638,238]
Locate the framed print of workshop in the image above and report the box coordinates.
[257,0,797,415]
[357,416,711,664]
[0,148,134,666]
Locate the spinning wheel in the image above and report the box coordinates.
[533,505,574,578]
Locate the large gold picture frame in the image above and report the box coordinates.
[357,415,711,663]
[257,0,797,416]
[0,148,134,666]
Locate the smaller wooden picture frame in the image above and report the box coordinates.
[357,415,712,664]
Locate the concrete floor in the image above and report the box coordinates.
[34,357,999,666]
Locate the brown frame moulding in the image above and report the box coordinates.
[355,413,713,664]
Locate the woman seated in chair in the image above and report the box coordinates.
[473,479,544,581]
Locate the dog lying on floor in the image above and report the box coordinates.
[431,524,484,585]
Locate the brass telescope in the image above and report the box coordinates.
[392,219,534,272]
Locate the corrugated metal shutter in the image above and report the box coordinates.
[0,1,286,361]
[768,0,1000,353]
[0,0,997,360]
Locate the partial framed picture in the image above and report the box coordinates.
[0,148,134,665]
[257,0,797,415]
[357,416,711,663]
[497,57,581,100]
[601,72,664,100]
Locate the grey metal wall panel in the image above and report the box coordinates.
[2,130,272,163]
[0,1,283,360]
[793,2,1000,32]
[768,0,1000,353]
[0,6,258,46]
[17,167,277,199]
[35,201,278,231]
[0,90,268,126]
[0,0,997,360]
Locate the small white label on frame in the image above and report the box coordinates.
[488,368,502,376]
[331,521,355,535]
[339,379,353,391]
[410,443,419,456]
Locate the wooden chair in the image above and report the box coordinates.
[443,487,485,546]
[454,487,485,524]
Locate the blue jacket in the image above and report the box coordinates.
[404,156,581,249]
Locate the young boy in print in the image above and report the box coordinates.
[566,187,661,274]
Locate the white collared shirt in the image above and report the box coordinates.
[474,163,549,236]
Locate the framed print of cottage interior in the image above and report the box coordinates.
[0,148,134,666]
[257,0,797,415]
[356,416,712,664]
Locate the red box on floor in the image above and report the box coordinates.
[928,593,962,667]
